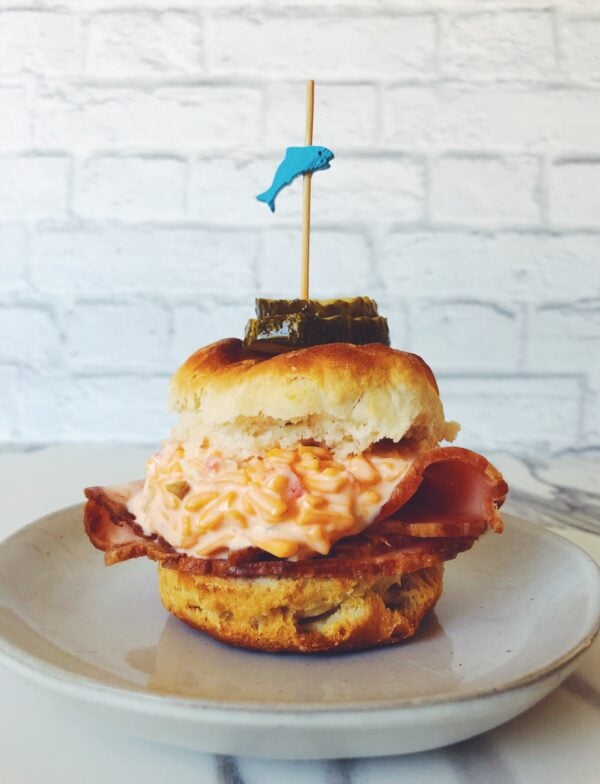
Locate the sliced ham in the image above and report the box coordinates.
[83,445,506,576]
[375,446,507,534]
[84,482,173,566]
[83,482,475,578]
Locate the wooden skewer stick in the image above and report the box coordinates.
[300,79,315,299]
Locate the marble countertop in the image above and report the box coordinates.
[0,445,598,784]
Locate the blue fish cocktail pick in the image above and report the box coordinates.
[256,145,334,212]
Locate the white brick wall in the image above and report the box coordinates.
[0,0,599,454]
[440,10,556,79]
[0,156,70,219]
[549,160,600,227]
[205,15,437,77]
[430,155,540,227]
[0,11,82,75]
[76,155,188,219]
[86,12,203,77]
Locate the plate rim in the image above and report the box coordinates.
[0,507,599,717]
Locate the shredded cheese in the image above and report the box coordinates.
[128,441,418,559]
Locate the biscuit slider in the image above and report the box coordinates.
[84,337,507,653]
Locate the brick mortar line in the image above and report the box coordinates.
[437,371,585,381]
[43,75,600,89]
[518,301,531,373]
[537,155,551,227]
[15,221,600,236]
[12,150,596,163]
[4,296,592,309]
[576,376,588,442]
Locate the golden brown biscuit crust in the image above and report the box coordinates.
[158,562,444,653]
[168,339,454,456]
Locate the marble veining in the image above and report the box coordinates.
[495,453,600,535]
[562,673,600,712]
[445,736,521,784]
[217,756,244,784]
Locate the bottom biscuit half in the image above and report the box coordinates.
[157,562,444,653]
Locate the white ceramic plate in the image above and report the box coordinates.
[0,507,598,759]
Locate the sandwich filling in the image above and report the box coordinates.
[128,441,420,559]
